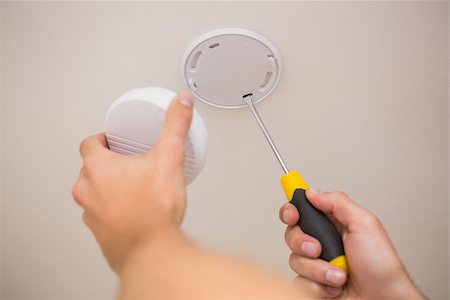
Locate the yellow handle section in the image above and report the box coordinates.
[329,255,349,274]
[280,170,309,201]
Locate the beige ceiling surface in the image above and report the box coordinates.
[1,2,448,299]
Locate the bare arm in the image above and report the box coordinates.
[118,226,300,299]
[72,92,305,300]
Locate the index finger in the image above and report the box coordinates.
[79,133,108,159]
[279,202,300,225]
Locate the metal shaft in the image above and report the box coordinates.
[243,95,289,174]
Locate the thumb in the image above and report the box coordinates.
[154,92,194,169]
[305,189,370,229]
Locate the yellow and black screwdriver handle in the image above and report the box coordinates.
[281,170,349,273]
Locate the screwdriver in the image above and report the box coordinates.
[243,94,348,274]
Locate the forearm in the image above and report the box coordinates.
[118,226,304,300]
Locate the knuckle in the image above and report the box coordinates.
[156,139,183,159]
[288,253,300,272]
[361,211,381,228]
[284,227,295,247]
[71,184,80,201]
[332,190,352,209]
[82,157,97,175]
[335,191,350,200]
[179,110,191,124]
[71,182,85,208]
[285,227,304,253]
[79,137,90,154]
[284,228,289,244]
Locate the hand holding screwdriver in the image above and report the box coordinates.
[280,190,425,299]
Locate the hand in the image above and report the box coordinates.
[280,189,425,299]
[72,92,194,272]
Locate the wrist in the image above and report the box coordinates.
[380,268,425,299]
[103,194,186,273]
[116,224,186,275]
[395,277,425,299]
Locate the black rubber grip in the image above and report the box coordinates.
[291,188,344,262]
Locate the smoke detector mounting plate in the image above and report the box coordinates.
[181,28,282,109]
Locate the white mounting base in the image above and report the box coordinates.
[181,28,282,109]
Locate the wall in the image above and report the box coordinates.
[0,3,3,295]
[1,2,448,299]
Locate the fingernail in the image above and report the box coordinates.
[179,92,194,108]
[325,268,346,285]
[308,188,321,195]
[282,210,290,223]
[301,241,318,256]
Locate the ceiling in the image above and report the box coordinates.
[1,2,448,299]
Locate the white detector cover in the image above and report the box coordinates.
[105,87,208,185]
[182,28,282,109]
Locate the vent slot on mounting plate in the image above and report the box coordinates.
[191,51,202,69]
[209,42,220,49]
[260,71,273,88]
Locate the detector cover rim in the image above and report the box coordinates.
[181,28,282,109]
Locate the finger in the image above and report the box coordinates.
[72,175,88,209]
[79,133,108,159]
[279,203,299,225]
[154,92,194,168]
[289,253,347,288]
[284,225,321,258]
[293,276,343,298]
[306,189,370,229]
[82,210,97,231]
